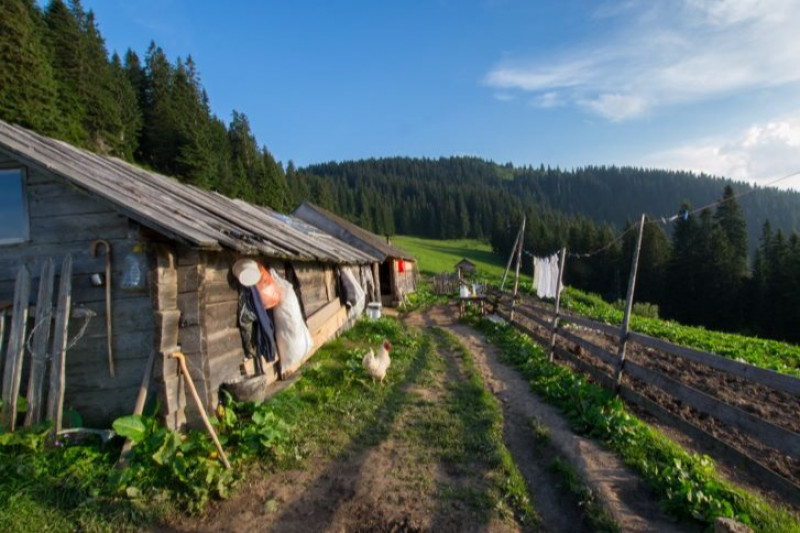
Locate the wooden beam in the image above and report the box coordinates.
[25,259,55,427]
[1,266,31,431]
[629,331,800,397]
[46,255,72,434]
[625,360,800,458]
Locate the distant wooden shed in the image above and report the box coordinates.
[455,259,476,276]
[0,120,375,430]
[293,202,417,306]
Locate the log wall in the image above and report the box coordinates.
[0,151,154,426]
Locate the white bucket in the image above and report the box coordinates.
[232,258,262,287]
[366,302,382,320]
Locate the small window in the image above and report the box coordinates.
[0,168,28,244]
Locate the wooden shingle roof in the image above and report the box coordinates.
[0,120,372,264]
[293,202,415,261]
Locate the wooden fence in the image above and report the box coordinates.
[0,258,78,434]
[491,291,800,505]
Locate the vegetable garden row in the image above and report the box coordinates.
[489,290,800,509]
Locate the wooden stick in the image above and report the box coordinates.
[47,255,73,435]
[25,259,55,427]
[509,216,526,322]
[91,240,114,377]
[614,214,646,392]
[117,349,158,467]
[170,351,231,469]
[500,221,524,291]
[1,266,31,431]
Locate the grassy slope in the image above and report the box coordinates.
[391,236,510,283]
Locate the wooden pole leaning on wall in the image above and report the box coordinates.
[47,255,73,435]
[548,247,567,363]
[509,217,527,322]
[1,265,31,432]
[614,214,646,393]
[170,351,231,469]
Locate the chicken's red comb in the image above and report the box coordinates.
[383,339,392,350]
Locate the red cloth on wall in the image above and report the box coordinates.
[397,259,405,273]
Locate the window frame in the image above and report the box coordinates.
[0,166,30,245]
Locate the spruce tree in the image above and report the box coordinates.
[0,0,62,135]
[43,0,88,145]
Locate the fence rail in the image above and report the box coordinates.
[492,292,800,505]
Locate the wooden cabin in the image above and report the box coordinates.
[0,120,375,430]
[455,258,477,277]
[293,202,417,306]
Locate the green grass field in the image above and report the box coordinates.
[391,236,511,283]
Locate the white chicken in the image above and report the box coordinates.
[362,339,392,383]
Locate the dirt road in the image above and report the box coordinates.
[161,305,695,532]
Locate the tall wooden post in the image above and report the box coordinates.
[509,217,526,322]
[614,214,646,392]
[500,220,525,291]
[548,247,567,362]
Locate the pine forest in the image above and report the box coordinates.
[3,0,800,342]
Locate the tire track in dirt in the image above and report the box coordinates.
[406,304,700,533]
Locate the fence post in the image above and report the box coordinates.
[501,219,525,291]
[509,216,526,322]
[614,214,646,392]
[548,247,567,362]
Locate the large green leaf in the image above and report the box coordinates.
[112,415,146,443]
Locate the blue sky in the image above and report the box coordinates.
[82,0,800,189]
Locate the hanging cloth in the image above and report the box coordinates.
[249,286,278,362]
[398,259,405,273]
[548,253,561,299]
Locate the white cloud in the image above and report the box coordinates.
[642,114,800,189]
[485,0,800,121]
[493,92,516,102]
[531,91,564,109]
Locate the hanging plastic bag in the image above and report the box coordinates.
[340,267,365,319]
[270,268,313,372]
[256,264,281,309]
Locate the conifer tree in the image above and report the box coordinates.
[43,0,86,144]
[0,0,62,135]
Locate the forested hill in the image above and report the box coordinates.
[300,157,800,253]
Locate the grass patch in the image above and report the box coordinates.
[548,457,620,533]
[392,236,507,282]
[472,316,800,532]
[428,328,539,528]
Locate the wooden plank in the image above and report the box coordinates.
[64,355,150,390]
[553,345,615,390]
[625,360,800,458]
[203,280,238,305]
[154,310,181,352]
[29,212,130,244]
[204,301,239,330]
[206,327,244,358]
[513,305,551,330]
[0,239,146,283]
[306,298,343,333]
[25,259,55,427]
[628,331,800,397]
[559,312,621,338]
[0,266,31,431]
[618,384,800,507]
[178,292,200,327]
[556,327,617,367]
[46,255,72,433]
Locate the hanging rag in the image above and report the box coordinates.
[397,259,405,273]
[238,287,278,370]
